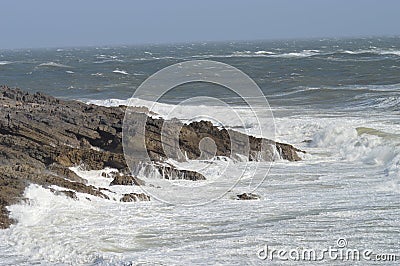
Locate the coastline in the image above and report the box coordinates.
[0,86,303,229]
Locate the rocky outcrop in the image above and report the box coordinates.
[0,86,304,228]
[0,164,109,228]
[50,189,78,200]
[125,114,304,164]
[120,193,150,202]
[48,163,88,184]
[0,86,137,228]
[110,174,145,186]
[156,164,207,181]
[236,193,261,200]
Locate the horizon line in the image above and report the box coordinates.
[1,34,400,52]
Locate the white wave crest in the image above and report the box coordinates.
[342,49,400,56]
[0,61,12,65]
[272,50,320,58]
[38,62,71,68]
[191,49,321,59]
[112,69,129,75]
[312,124,399,167]
[254,50,275,55]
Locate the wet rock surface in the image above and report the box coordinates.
[50,188,79,201]
[125,114,305,163]
[110,174,145,186]
[0,86,303,228]
[236,193,261,200]
[120,193,151,202]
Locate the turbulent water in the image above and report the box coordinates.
[0,37,399,265]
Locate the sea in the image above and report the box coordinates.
[0,37,399,265]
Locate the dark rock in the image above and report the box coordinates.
[0,86,303,228]
[275,142,304,161]
[102,170,119,178]
[156,165,206,181]
[50,189,78,200]
[48,163,87,183]
[0,175,24,228]
[0,205,14,229]
[120,193,150,202]
[110,174,145,186]
[124,113,305,164]
[1,164,109,199]
[236,193,261,200]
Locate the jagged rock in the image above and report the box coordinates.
[0,86,303,228]
[0,172,25,229]
[157,165,206,181]
[124,113,305,164]
[0,164,105,227]
[50,189,78,200]
[120,193,150,202]
[1,165,109,199]
[48,163,87,183]
[101,171,119,178]
[0,204,14,229]
[110,175,145,186]
[55,148,127,170]
[275,142,303,161]
[236,193,261,200]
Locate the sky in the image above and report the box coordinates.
[1,0,400,49]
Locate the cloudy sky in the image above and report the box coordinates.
[1,0,399,49]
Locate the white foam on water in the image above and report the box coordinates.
[305,120,400,194]
[190,49,322,59]
[2,185,108,264]
[91,72,104,76]
[269,86,323,97]
[3,151,398,265]
[86,98,128,107]
[271,50,320,58]
[312,124,397,164]
[1,96,399,264]
[342,48,400,56]
[0,162,273,264]
[254,50,275,55]
[38,62,71,68]
[0,168,159,265]
[0,61,12,65]
[112,69,129,75]
[268,84,400,99]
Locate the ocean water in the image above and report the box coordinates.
[0,37,399,265]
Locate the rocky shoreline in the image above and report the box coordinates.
[0,86,304,229]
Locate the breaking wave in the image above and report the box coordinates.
[37,62,71,68]
[0,61,13,65]
[340,48,400,56]
[311,124,400,179]
[112,69,129,75]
